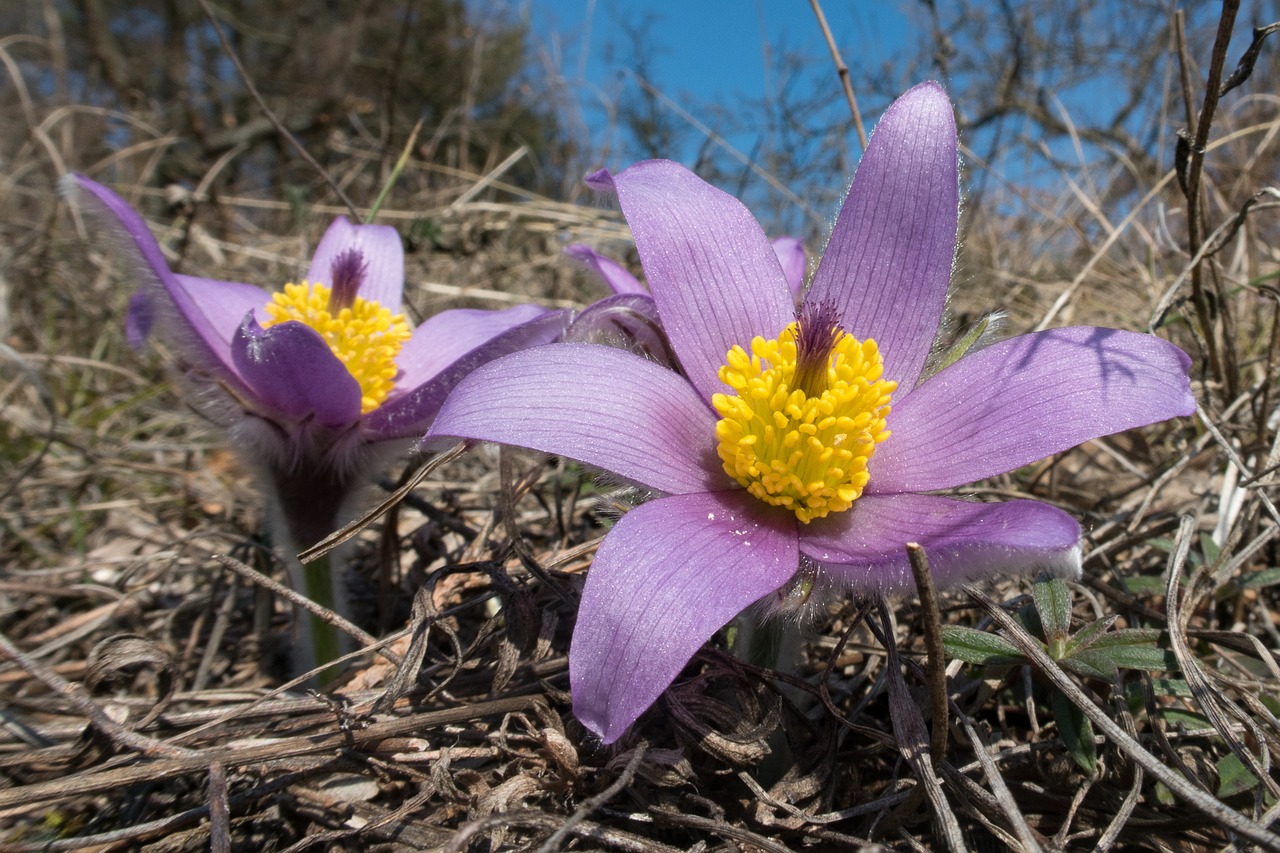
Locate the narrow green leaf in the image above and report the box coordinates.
[1032,575,1073,651]
[940,625,1026,666]
[1121,575,1167,596]
[1157,708,1212,730]
[1086,630,1179,671]
[1199,532,1221,567]
[927,314,994,377]
[1217,752,1260,799]
[1086,628,1163,647]
[366,118,423,222]
[1124,678,1193,701]
[1060,650,1119,681]
[1062,614,1120,656]
[1241,567,1280,590]
[1050,689,1097,774]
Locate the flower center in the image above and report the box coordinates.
[712,302,896,524]
[263,281,411,414]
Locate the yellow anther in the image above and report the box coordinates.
[712,321,895,524]
[263,281,411,414]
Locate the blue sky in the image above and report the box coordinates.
[523,2,911,163]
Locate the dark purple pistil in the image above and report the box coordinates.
[327,248,368,312]
[792,298,843,397]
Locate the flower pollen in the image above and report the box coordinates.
[712,305,895,524]
[264,281,411,413]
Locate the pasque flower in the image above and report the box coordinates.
[565,234,807,298]
[562,236,805,365]
[63,174,568,553]
[425,82,1196,743]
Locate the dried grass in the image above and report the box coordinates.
[4,3,1280,851]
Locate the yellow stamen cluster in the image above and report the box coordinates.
[712,323,895,524]
[263,282,411,414]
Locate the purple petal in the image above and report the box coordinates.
[565,243,647,295]
[395,304,550,389]
[605,160,794,402]
[365,309,570,440]
[173,274,272,347]
[571,490,799,743]
[771,236,807,297]
[869,327,1195,493]
[231,313,362,429]
[563,293,674,365]
[425,342,723,494]
[125,291,155,349]
[800,493,1081,593]
[305,218,404,309]
[807,82,959,390]
[61,174,245,382]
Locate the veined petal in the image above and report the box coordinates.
[565,243,647,295]
[801,493,1081,593]
[305,217,404,309]
[571,490,798,743]
[395,304,550,389]
[599,161,794,402]
[365,309,570,440]
[771,236,807,298]
[425,343,723,495]
[807,82,959,390]
[231,313,362,429]
[173,274,272,348]
[869,327,1195,493]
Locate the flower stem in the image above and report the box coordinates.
[299,552,341,686]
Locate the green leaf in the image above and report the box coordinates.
[1050,689,1097,774]
[1217,752,1260,799]
[1124,678,1193,701]
[926,314,995,377]
[1060,650,1120,681]
[1086,630,1179,671]
[1062,614,1120,656]
[1122,575,1168,596]
[941,625,1026,666]
[1033,575,1073,654]
[1157,707,1212,730]
[1241,567,1280,590]
[1199,532,1221,567]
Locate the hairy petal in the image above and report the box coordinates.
[231,313,363,429]
[61,175,247,383]
[571,490,798,743]
[801,493,1081,593]
[870,327,1195,493]
[807,82,959,389]
[771,236,807,297]
[590,162,793,402]
[305,217,404,309]
[365,309,570,440]
[425,342,723,494]
[125,292,155,349]
[563,293,674,364]
[565,243,647,295]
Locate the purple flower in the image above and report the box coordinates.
[562,237,805,365]
[63,175,569,549]
[566,235,807,298]
[425,82,1196,743]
